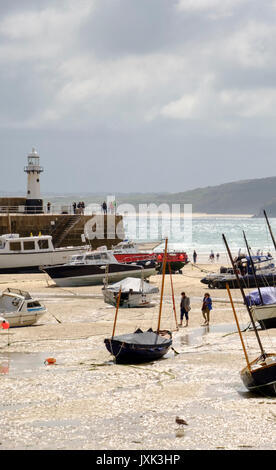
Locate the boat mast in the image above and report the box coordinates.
[243,231,264,305]
[222,234,266,357]
[111,287,122,339]
[168,262,178,330]
[157,237,168,333]
[226,283,251,371]
[264,210,276,251]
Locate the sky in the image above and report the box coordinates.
[1,0,276,195]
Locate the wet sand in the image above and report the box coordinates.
[0,262,275,450]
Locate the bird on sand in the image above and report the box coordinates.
[175,416,188,426]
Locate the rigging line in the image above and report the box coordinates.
[222,233,266,358]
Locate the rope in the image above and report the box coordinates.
[190,263,216,274]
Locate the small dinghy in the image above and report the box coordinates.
[0,288,46,327]
[104,328,172,364]
[102,277,159,308]
[104,238,176,364]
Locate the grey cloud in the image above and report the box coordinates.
[0,0,276,194]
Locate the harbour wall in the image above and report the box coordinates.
[0,213,124,249]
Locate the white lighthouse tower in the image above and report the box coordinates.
[24,147,44,213]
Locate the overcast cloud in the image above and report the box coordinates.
[1,0,276,194]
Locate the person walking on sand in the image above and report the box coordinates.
[216,252,220,262]
[193,250,197,264]
[179,292,191,327]
[201,293,212,326]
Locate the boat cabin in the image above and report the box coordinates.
[69,251,118,265]
[0,234,54,253]
[0,288,43,314]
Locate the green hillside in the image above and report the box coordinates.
[116,177,276,215]
[10,176,275,216]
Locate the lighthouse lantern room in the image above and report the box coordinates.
[24,147,44,213]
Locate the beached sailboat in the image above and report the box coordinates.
[104,238,173,364]
[242,229,276,329]
[223,233,276,395]
[245,287,276,329]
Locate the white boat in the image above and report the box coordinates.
[42,250,158,287]
[251,304,276,329]
[0,233,86,273]
[0,288,47,327]
[102,277,159,308]
[246,287,276,329]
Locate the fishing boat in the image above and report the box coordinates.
[201,253,275,289]
[42,250,158,287]
[0,233,86,273]
[102,277,159,308]
[111,240,189,273]
[0,288,47,327]
[223,233,276,396]
[104,238,176,364]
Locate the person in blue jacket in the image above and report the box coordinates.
[201,293,212,326]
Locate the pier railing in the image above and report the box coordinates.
[0,205,118,215]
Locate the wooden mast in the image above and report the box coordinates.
[226,283,251,371]
[111,287,122,339]
[243,231,264,305]
[168,262,179,330]
[157,237,168,333]
[264,210,276,251]
[222,233,266,358]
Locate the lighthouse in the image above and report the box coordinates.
[24,147,44,213]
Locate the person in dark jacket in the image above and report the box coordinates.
[201,293,212,326]
[180,292,191,327]
[102,201,107,214]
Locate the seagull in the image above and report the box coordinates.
[175,416,188,426]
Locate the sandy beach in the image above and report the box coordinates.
[0,262,275,450]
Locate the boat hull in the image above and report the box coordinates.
[104,338,171,363]
[0,248,85,274]
[201,273,276,289]
[43,263,157,287]
[241,355,276,395]
[1,309,46,327]
[251,304,276,329]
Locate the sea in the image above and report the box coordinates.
[46,196,276,260]
[122,214,276,259]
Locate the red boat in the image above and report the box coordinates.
[112,241,189,273]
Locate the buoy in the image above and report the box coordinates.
[44,357,56,365]
[1,321,10,330]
